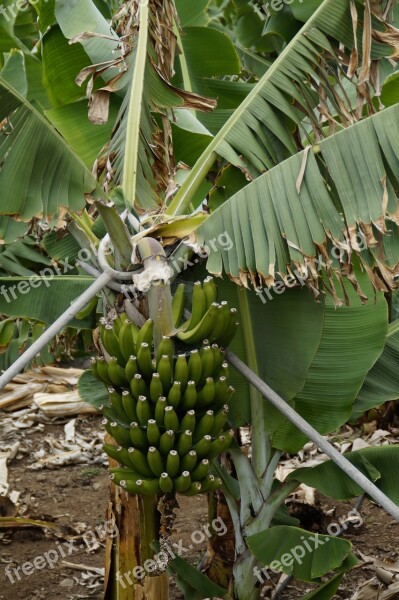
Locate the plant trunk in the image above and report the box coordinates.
[104,444,169,599]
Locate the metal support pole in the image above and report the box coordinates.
[0,272,112,390]
[225,350,399,522]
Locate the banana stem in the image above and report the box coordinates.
[237,289,271,479]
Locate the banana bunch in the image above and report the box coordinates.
[173,277,239,347]
[91,277,238,497]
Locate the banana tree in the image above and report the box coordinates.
[1,0,399,599]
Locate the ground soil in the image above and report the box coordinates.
[1,415,398,600]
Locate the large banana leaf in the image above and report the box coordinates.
[0,276,95,327]
[195,105,399,294]
[271,272,388,452]
[166,0,398,215]
[247,526,355,582]
[288,445,399,503]
[352,320,399,419]
[0,77,97,223]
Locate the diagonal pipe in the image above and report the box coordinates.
[225,350,399,523]
[0,272,112,390]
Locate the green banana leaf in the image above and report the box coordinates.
[0,77,97,223]
[196,104,399,294]
[352,320,399,419]
[213,270,387,453]
[151,541,229,600]
[288,445,399,503]
[300,573,344,600]
[78,370,109,410]
[247,525,356,582]
[167,0,397,215]
[271,272,387,452]
[0,276,95,328]
[45,98,121,169]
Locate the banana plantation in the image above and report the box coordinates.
[1,0,399,599]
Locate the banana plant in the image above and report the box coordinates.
[1,1,399,600]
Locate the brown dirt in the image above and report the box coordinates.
[1,415,398,600]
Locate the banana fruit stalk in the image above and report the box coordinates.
[92,276,238,496]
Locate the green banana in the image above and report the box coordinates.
[121,390,138,423]
[156,337,174,364]
[194,435,212,458]
[209,476,223,492]
[110,468,141,484]
[108,357,129,387]
[119,320,138,362]
[137,342,154,380]
[102,325,125,365]
[130,373,149,399]
[218,362,230,380]
[174,471,191,492]
[136,395,151,426]
[159,472,174,494]
[127,447,153,477]
[180,410,196,433]
[200,474,218,493]
[147,419,161,446]
[218,309,239,348]
[110,422,132,447]
[178,302,219,345]
[164,406,179,432]
[199,346,214,385]
[211,344,224,373]
[203,276,217,310]
[166,450,180,478]
[111,314,126,336]
[177,430,193,457]
[76,295,98,320]
[196,377,216,409]
[180,450,197,472]
[172,283,186,328]
[96,357,113,385]
[183,281,206,332]
[129,422,148,450]
[125,355,138,382]
[207,430,234,459]
[193,410,214,442]
[120,477,160,496]
[191,459,210,481]
[208,305,228,344]
[210,405,229,436]
[183,481,202,496]
[90,357,100,381]
[181,381,197,411]
[159,430,175,455]
[214,376,228,406]
[103,444,132,469]
[147,446,164,476]
[109,388,130,424]
[167,381,181,409]
[187,350,202,386]
[174,354,189,391]
[136,319,154,348]
[154,396,167,427]
[157,355,172,392]
[213,385,235,411]
[150,373,164,404]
